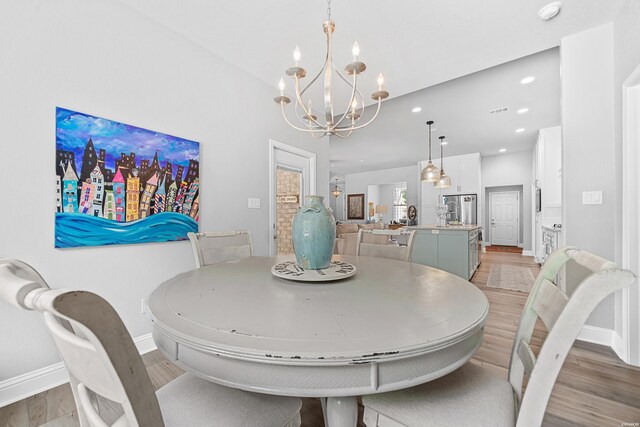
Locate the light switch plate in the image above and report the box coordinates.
[582,191,603,205]
[248,198,261,209]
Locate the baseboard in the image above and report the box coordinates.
[522,250,534,257]
[576,325,614,347]
[518,243,524,248]
[611,330,629,364]
[0,333,156,407]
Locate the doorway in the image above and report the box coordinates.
[489,191,519,246]
[269,140,316,256]
[621,64,640,366]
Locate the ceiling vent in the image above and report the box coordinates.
[490,106,509,115]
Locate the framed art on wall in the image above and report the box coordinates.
[347,193,365,220]
[55,107,200,248]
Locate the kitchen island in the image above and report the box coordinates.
[408,225,482,280]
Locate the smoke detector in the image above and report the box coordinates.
[538,2,561,21]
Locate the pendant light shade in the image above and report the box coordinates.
[331,177,342,197]
[421,121,440,182]
[434,136,451,189]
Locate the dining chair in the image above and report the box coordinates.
[361,247,636,427]
[187,230,253,268]
[0,259,302,427]
[355,229,416,262]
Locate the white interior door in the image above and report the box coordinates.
[490,191,519,246]
[269,140,316,256]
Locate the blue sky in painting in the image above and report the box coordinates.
[56,107,199,174]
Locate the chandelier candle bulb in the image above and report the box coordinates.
[293,45,301,66]
[278,78,285,94]
[377,73,384,90]
[352,42,360,61]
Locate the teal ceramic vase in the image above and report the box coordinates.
[292,195,336,270]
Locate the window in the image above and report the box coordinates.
[392,187,407,222]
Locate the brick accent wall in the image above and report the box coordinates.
[276,169,301,254]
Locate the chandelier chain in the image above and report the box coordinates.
[327,0,332,20]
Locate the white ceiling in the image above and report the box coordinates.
[118,0,625,175]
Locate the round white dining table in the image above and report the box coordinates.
[147,255,489,427]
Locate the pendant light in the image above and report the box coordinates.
[331,177,342,197]
[420,121,440,182]
[435,136,451,189]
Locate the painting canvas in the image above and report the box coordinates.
[347,194,365,220]
[55,107,200,248]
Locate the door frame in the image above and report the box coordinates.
[489,191,520,246]
[619,64,640,366]
[269,139,316,256]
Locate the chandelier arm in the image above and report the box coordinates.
[293,77,325,129]
[333,64,366,109]
[280,102,326,133]
[334,99,382,131]
[331,73,359,130]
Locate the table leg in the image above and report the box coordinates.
[326,396,358,427]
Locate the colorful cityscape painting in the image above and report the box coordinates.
[55,107,200,248]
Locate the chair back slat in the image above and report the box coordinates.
[531,279,569,331]
[516,340,537,376]
[188,230,253,268]
[507,247,636,427]
[356,229,416,262]
[44,312,124,403]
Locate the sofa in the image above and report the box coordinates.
[334,222,390,255]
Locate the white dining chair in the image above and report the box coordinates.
[0,259,302,427]
[187,230,253,268]
[355,229,416,262]
[361,247,636,427]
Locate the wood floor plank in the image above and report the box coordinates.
[0,399,29,427]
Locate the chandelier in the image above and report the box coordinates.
[273,0,389,138]
[331,178,342,197]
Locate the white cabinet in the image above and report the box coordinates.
[533,126,562,263]
[418,153,481,225]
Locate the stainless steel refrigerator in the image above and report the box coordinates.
[442,194,477,225]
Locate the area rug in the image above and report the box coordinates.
[487,265,535,293]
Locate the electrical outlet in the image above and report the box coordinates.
[141,298,148,314]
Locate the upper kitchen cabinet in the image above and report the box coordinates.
[535,126,562,216]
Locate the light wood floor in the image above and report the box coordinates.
[1,252,638,426]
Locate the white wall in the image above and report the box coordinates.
[0,0,329,382]
[481,150,533,252]
[561,24,616,329]
[345,165,417,221]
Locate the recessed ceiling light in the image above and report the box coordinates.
[360,159,364,162]
[538,2,562,21]
[517,108,529,114]
[499,148,507,152]
[412,107,422,113]
[520,76,535,85]
[515,128,525,133]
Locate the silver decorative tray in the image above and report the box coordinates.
[271,261,357,282]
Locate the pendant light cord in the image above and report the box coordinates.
[427,121,433,162]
